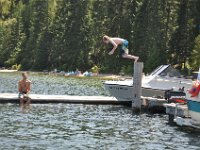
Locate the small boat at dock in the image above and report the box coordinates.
[187,68,200,122]
[173,68,200,129]
[104,65,193,101]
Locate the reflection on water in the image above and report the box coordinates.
[0,72,109,96]
[0,104,200,150]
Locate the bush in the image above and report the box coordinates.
[11,64,21,70]
[100,66,109,73]
[91,65,100,73]
[120,65,132,75]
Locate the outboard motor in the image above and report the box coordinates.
[165,88,186,104]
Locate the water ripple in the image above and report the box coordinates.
[0,104,200,150]
[0,72,109,96]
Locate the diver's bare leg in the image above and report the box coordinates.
[122,53,139,62]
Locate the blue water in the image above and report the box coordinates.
[0,72,200,149]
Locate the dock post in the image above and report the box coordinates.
[132,62,143,113]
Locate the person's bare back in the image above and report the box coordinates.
[109,37,124,45]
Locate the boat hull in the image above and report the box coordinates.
[104,83,165,101]
[104,65,193,101]
[187,99,200,122]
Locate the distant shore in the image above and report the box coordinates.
[0,69,17,73]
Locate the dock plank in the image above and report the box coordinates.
[0,93,122,105]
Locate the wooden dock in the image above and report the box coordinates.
[0,93,122,105]
[0,93,168,109]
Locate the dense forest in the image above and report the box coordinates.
[0,0,199,74]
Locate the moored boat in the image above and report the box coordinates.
[187,68,200,122]
[104,65,193,101]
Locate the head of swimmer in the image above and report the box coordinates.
[103,35,110,44]
[22,72,28,80]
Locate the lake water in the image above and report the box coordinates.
[0,72,109,96]
[0,72,200,150]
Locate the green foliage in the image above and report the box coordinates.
[191,35,200,69]
[0,0,199,73]
[0,0,12,19]
[169,0,189,68]
[11,64,21,70]
[91,65,100,73]
[120,65,132,75]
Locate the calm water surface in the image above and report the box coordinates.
[0,72,109,96]
[0,72,200,149]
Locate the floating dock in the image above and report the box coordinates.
[0,93,167,110]
[0,93,121,105]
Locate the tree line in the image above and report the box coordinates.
[0,0,199,74]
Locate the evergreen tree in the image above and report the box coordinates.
[169,0,194,69]
[50,0,71,70]
[50,0,92,71]
[0,0,12,19]
[191,34,200,69]
[0,0,199,73]
[89,0,109,68]
[133,0,167,73]
[32,0,51,70]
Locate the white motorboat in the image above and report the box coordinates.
[104,65,193,101]
[186,68,200,122]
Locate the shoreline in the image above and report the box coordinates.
[0,69,17,73]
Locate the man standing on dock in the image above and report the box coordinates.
[18,72,32,110]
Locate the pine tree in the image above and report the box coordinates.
[0,0,24,67]
[50,0,92,71]
[191,34,200,69]
[18,0,50,70]
[49,0,71,70]
[133,0,167,72]
[5,15,26,67]
[0,0,199,73]
[32,0,51,70]
[169,0,194,69]
[89,0,109,67]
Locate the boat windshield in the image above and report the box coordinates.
[149,65,169,76]
[149,66,163,76]
[159,66,182,77]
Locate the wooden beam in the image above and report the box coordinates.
[132,62,143,113]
